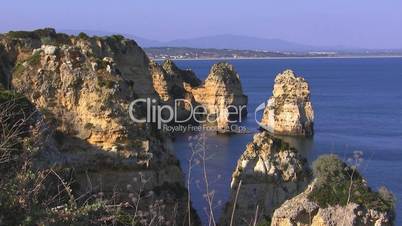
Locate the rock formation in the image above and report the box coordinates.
[149,60,199,121]
[271,181,393,226]
[0,28,198,225]
[3,31,156,152]
[221,131,310,226]
[271,154,394,226]
[261,69,314,136]
[162,59,201,87]
[150,60,248,132]
[192,62,247,131]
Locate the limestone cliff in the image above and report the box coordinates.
[162,59,201,87]
[221,131,310,225]
[261,70,314,136]
[149,60,199,121]
[192,62,247,131]
[271,181,393,226]
[0,28,198,225]
[2,30,156,152]
[150,60,247,132]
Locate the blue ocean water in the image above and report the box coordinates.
[171,58,402,224]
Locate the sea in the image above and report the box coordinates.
[169,57,402,224]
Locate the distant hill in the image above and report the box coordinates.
[59,30,402,53]
[144,47,337,60]
[162,34,316,52]
[60,30,318,51]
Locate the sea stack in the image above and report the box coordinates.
[261,69,314,136]
[192,62,247,132]
[149,60,199,121]
[221,131,310,225]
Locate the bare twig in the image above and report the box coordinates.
[252,205,259,226]
[230,180,242,226]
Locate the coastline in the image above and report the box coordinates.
[151,55,402,61]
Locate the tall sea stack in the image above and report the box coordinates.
[261,69,314,136]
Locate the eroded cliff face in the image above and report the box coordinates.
[0,29,198,225]
[0,29,161,151]
[261,70,314,136]
[162,59,201,88]
[150,60,247,132]
[221,131,310,226]
[271,181,393,226]
[150,60,200,121]
[192,62,248,131]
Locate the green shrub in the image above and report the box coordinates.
[7,31,38,39]
[12,62,25,78]
[40,36,57,45]
[12,52,41,79]
[94,58,108,70]
[378,186,396,208]
[6,28,71,46]
[78,32,89,40]
[256,217,271,226]
[0,90,32,111]
[27,52,41,66]
[109,34,124,42]
[309,154,394,213]
[312,154,349,186]
[105,35,125,53]
[7,28,56,39]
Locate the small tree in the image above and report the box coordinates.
[378,186,396,207]
[312,154,349,186]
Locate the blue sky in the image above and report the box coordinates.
[1,0,402,49]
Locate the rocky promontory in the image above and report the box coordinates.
[0,28,199,225]
[150,60,248,132]
[162,59,201,87]
[221,131,311,225]
[149,59,200,122]
[271,155,395,226]
[192,62,248,131]
[261,70,314,136]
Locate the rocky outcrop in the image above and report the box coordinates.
[221,131,310,225]
[271,154,394,226]
[261,70,314,136]
[0,28,197,225]
[162,59,201,87]
[5,33,156,152]
[150,60,247,132]
[192,62,247,131]
[150,61,173,102]
[149,60,199,121]
[271,181,393,226]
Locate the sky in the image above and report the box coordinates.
[1,0,402,49]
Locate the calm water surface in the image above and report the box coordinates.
[171,58,402,224]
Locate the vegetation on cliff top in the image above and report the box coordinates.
[309,154,395,214]
[0,92,148,225]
